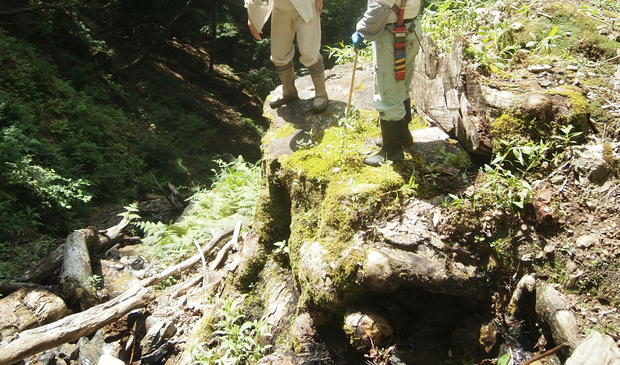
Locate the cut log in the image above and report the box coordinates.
[0,285,151,364]
[60,228,102,310]
[0,288,67,341]
[535,284,581,349]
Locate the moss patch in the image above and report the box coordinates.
[256,109,413,310]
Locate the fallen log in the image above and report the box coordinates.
[16,218,132,285]
[97,218,131,250]
[0,280,51,295]
[0,285,151,364]
[0,226,236,364]
[0,288,67,341]
[60,228,102,310]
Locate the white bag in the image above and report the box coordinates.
[246,0,273,33]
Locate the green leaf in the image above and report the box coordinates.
[497,353,513,365]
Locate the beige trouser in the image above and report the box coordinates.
[271,0,321,67]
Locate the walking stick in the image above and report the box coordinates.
[345,49,359,118]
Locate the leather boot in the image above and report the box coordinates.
[363,120,404,167]
[374,98,414,148]
[270,62,299,109]
[308,58,329,113]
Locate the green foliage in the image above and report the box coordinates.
[325,42,373,65]
[467,21,521,71]
[118,203,141,222]
[138,157,261,263]
[423,0,496,53]
[497,353,514,365]
[192,296,271,364]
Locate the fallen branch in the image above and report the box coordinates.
[520,344,568,365]
[16,218,132,285]
[0,227,235,363]
[142,226,235,287]
[0,285,151,364]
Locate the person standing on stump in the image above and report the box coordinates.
[246,0,329,113]
[352,0,424,166]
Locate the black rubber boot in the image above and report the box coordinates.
[270,62,299,109]
[363,120,404,167]
[374,98,414,147]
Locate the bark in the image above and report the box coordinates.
[535,284,581,349]
[0,285,151,364]
[60,228,102,310]
[0,288,67,341]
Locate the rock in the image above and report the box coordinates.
[257,350,299,365]
[77,329,108,365]
[343,311,393,349]
[565,331,620,365]
[572,144,618,183]
[535,284,581,349]
[98,354,124,365]
[575,233,598,249]
[359,244,484,299]
[140,317,176,357]
[528,64,553,73]
[0,288,68,341]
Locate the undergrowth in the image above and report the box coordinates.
[191,295,271,364]
[137,157,261,265]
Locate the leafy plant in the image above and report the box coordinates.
[118,202,141,222]
[192,296,271,364]
[137,157,261,263]
[325,42,372,65]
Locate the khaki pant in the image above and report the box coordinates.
[270,0,321,68]
[372,19,422,121]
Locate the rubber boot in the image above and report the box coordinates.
[363,120,404,167]
[374,98,414,148]
[270,62,299,109]
[308,58,329,113]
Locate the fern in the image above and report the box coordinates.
[138,157,261,263]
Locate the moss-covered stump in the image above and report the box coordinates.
[254,62,487,324]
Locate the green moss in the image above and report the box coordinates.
[234,245,268,291]
[261,123,298,145]
[602,143,620,176]
[252,159,292,246]
[547,85,590,131]
[256,109,412,310]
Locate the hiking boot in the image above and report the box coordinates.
[270,62,299,109]
[308,58,329,113]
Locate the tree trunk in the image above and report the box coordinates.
[60,228,102,310]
